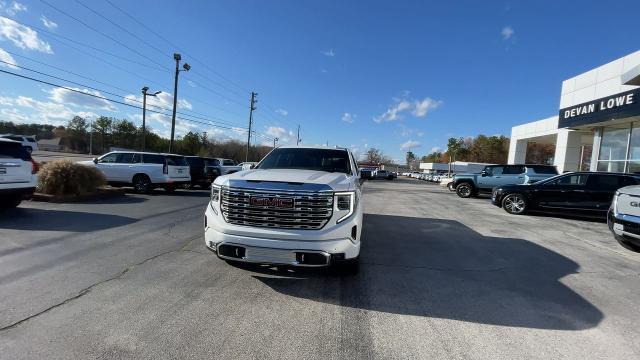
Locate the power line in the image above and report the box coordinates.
[104,0,251,96]
[0,58,244,130]
[38,0,171,71]
[0,68,263,136]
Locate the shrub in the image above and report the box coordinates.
[37,160,106,196]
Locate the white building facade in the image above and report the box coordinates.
[509,50,640,173]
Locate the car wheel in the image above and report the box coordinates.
[447,182,455,191]
[333,257,359,275]
[456,183,474,198]
[132,174,152,194]
[502,193,527,215]
[0,196,22,208]
[25,146,33,153]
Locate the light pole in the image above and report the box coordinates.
[141,86,161,152]
[169,53,190,153]
[89,117,93,156]
[273,137,278,148]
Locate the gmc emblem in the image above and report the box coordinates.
[630,201,640,208]
[250,196,294,208]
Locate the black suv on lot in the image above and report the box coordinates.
[185,156,219,188]
[491,172,640,217]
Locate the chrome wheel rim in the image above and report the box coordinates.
[504,195,525,214]
[458,185,470,197]
[135,178,149,192]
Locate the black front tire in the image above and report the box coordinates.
[447,182,455,191]
[333,257,359,275]
[456,183,474,198]
[1,196,22,208]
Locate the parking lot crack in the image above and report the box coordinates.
[0,234,203,332]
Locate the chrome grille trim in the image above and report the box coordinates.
[221,186,334,230]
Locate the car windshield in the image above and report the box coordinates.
[257,148,351,174]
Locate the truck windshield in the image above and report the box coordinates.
[257,148,351,174]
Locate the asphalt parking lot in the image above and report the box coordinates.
[1,179,640,359]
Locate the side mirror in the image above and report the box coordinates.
[93,157,98,164]
[480,171,487,177]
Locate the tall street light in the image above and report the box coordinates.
[141,86,161,152]
[273,137,279,148]
[169,53,190,153]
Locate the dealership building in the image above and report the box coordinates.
[508,50,640,173]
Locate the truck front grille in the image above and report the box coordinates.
[220,187,334,230]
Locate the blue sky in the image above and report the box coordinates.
[0,0,639,161]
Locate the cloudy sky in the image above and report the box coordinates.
[0,0,639,160]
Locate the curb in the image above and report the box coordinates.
[31,187,126,203]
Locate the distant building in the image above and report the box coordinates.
[37,137,63,151]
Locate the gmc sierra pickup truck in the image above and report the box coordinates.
[204,146,363,273]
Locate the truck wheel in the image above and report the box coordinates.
[455,183,474,198]
[132,174,152,194]
[502,193,527,215]
[25,146,33,153]
[447,182,455,191]
[333,257,359,275]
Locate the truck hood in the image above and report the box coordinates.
[214,169,353,191]
[617,185,640,196]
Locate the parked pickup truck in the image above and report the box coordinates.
[204,146,363,273]
[210,158,242,176]
[608,185,640,253]
[452,164,557,198]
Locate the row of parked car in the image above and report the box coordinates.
[0,140,253,208]
[406,172,451,184]
[361,169,397,180]
[431,164,640,253]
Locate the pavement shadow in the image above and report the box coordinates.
[250,214,603,330]
[0,208,136,232]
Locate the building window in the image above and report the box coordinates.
[597,125,630,172]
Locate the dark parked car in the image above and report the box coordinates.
[491,172,640,217]
[185,156,219,188]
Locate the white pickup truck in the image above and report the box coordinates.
[608,185,640,253]
[204,146,363,273]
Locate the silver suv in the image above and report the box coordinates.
[78,151,190,193]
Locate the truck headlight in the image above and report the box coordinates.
[211,184,221,202]
[335,191,356,224]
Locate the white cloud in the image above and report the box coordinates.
[322,49,335,57]
[266,126,286,139]
[187,80,197,88]
[0,47,17,68]
[501,26,514,40]
[124,91,192,111]
[275,108,288,116]
[0,17,52,53]
[40,15,57,30]
[400,140,421,151]
[341,112,356,123]
[417,131,424,137]
[3,1,27,16]
[413,97,442,117]
[375,94,442,123]
[374,100,412,123]
[50,87,116,111]
[430,146,441,153]
[1,94,98,126]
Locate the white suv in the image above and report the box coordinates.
[0,138,38,208]
[78,151,190,193]
[205,146,363,272]
[0,135,38,153]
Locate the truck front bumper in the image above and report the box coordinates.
[204,203,361,267]
[609,211,640,248]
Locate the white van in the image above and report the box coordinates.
[78,151,190,193]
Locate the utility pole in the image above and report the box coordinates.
[89,117,93,156]
[141,86,161,152]
[273,137,278,149]
[169,53,190,153]
[246,91,257,162]
[296,125,301,145]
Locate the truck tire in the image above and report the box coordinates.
[455,182,474,198]
[447,182,455,191]
[333,257,359,275]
